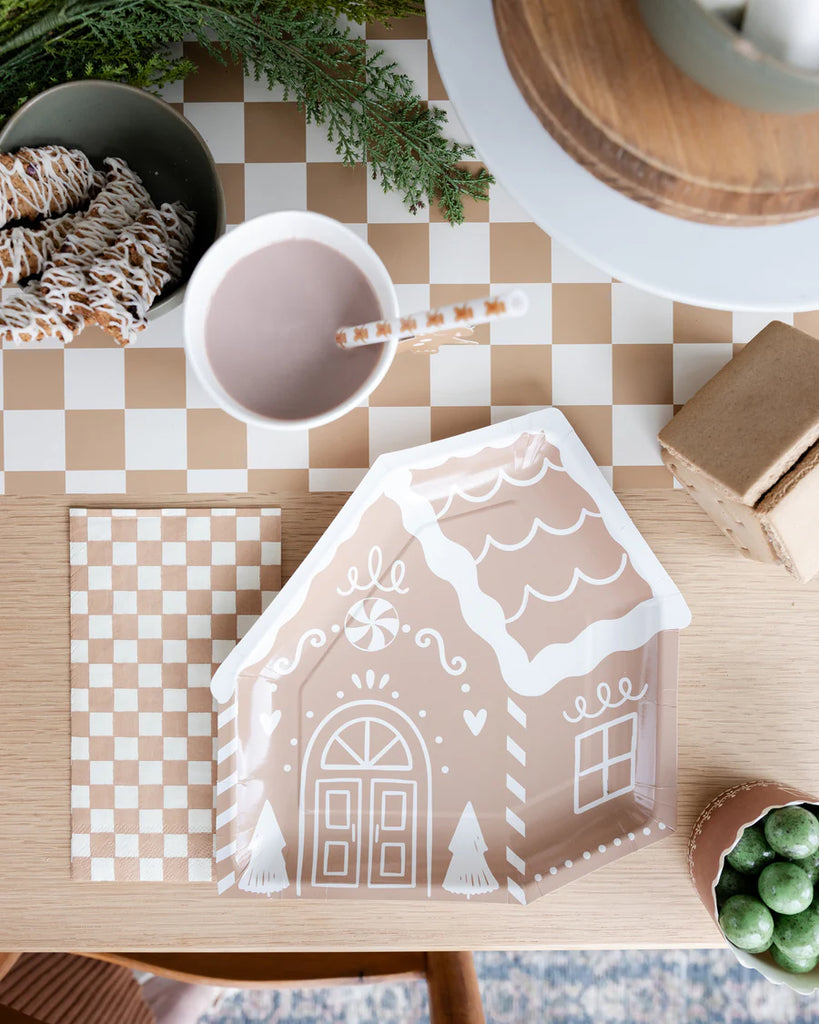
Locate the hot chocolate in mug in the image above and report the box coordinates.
[184,210,399,431]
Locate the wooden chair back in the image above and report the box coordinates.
[0,950,486,1024]
[0,952,153,1024]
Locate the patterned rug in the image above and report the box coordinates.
[197,950,819,1023]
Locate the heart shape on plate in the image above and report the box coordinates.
[463,708,487,736]
[260,709,281,736]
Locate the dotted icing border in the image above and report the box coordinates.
[533,821,669,889]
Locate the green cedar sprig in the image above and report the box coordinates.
[0,0,491,224]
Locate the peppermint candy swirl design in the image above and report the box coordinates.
[344,598,400,652]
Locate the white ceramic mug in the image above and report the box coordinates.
[183,210,399,431]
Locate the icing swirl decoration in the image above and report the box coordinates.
[344,598,400,652]
[562,676,648,723]
[337,545,409,596]
[269,629,327,677]
[415,628,467,676]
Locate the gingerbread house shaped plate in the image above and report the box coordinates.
[213,409,690,904]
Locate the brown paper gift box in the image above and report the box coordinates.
[689,780,819,994]
[659,320,819,582]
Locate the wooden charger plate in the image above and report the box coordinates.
[493,0,819,225]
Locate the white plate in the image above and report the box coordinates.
[427,0,819,312]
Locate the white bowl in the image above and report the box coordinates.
[184,211,399,431]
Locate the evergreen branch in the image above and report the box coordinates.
[285,0,423,16]
[0,0,493,223]
[0,0,81,55]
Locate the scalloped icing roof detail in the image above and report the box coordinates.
[213,409,690,704]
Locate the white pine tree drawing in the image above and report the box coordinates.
[238,800,289,895]
[442,801,499,898]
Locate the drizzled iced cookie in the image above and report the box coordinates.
[0,211,81,286]
[0,146,96,227]
[89,169,106,199]
[0,166,107,287]
[88,201,195,346]
[41,156,152,321]
[157,201,196,283]
[0,279,82,346]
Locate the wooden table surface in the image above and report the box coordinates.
[1,490,817,951]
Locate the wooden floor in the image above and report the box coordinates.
[0,490,817,950]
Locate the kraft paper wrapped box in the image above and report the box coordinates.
[659,321,819,583]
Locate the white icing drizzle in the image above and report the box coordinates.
[0,211,80,286]
[40,157,152,318]
[0,151,194,348]
[88,201,195,345]
[0,146,95,227]
[159,201,196,283]
[88,169,106,199]
[0,279,80,345]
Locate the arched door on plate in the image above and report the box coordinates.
[311,715,418,889]
[367,778,417,888]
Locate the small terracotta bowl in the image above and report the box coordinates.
[689,780,819,994]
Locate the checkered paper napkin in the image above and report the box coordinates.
[69,507,281,882]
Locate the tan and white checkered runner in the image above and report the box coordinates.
[2,17,817,496]
[69,507,281,881]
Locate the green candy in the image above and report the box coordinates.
[719,895,774,953]
[773,902,819,961]
[715,863,752,906]
[726,826,777,875]
[771,943,819,974]
[758,862,814,915]
[764,807,819,860]
[792,851,819,886]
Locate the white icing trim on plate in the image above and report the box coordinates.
[211,409,691,703]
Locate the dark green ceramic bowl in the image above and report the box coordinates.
[0,80,226,316]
